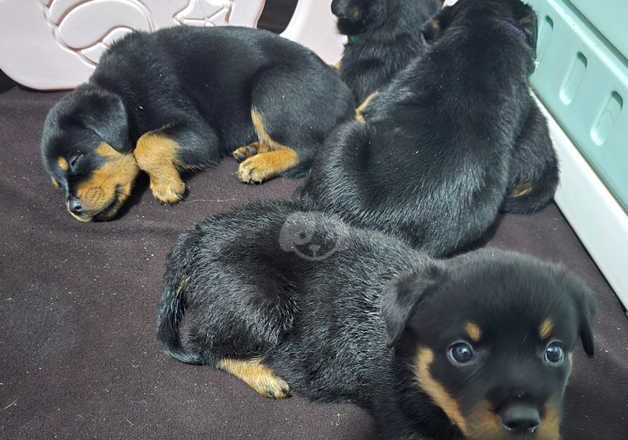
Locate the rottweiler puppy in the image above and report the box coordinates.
[419,1,558,213]
[337,0,557,213]
[157,200,595,440]
[41,26,354,222]
[299,0,556,257]
[331,0,442,104]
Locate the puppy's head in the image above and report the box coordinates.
[384,251,595,440]
[42,85,138,222]
[421,0,538,60]
[331,0,389,35]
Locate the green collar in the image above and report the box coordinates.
[347,35,362,44]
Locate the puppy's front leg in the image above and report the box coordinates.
[134,128,186,204]
[135,121,220,203]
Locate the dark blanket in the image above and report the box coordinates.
[1,87,626,439]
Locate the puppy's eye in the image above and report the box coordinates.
[544,341,565,365]
[448,341,475,365]
[69,152,84,169]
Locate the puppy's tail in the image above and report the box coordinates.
[501,160,559,214]
[156,231,203,365]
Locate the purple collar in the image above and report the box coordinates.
[501,19,527,40]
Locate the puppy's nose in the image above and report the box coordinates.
[68,197,84,215]
[499,403,541,434]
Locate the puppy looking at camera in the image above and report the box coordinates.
[157,200,595,440]
[41,26,354,222]
[300,0,558,256]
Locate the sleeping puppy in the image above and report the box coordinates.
[41,26,354,222]
[331,0,443,104]
[299,0,554,256]
[157,200,596,440]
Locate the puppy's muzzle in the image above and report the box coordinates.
[499,403,541,434]
[66,196,92,222]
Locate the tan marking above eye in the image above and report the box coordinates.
[415,347,468,435]
[539,318,554,340]
[57,156,69,171]
[464,322,482,342]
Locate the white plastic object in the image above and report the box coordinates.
[534,95,628,306]
[0,0,344,90]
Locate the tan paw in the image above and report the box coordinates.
[250,374,291,400]
[237,150,299,184]
[238,155,274,183]
[150,177,186,204]
[232,142,260,162]
[217,357,291,399]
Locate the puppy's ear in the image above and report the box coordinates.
[420,5,454,42]
[575,283,596,357]
[564,273,596,357]
[382,264,443,347]
[514,3,538,49]
[74,86,131,153]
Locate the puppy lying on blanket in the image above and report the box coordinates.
[157,200,595,440]
[41,26,354,222]
[300,0,557,256]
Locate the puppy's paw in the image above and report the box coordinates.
[150,177,186,204]
[254,375,291,400]
[232,142,260,162]
[217,358,291,400]
[237,150,299,184]
[237,155,275,184]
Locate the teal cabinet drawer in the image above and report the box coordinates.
[569,0,628,60]
[526,0,628,211]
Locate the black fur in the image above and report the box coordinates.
[41,26,354,221]
[501,98,559,214]
[299,0,557,257]
[157,200,595,440]
[332,0,442,103]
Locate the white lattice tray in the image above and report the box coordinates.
[0,0,344,90]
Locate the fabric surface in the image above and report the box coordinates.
[1,87,626,440]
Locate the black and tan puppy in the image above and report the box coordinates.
[41,26,354,222]
[420,1,559,213]
[331,0,442,105]
[157,200,595,440]
[299,0,556,256]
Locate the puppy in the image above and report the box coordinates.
[338,0,557,214]
[157,200,595,440]
[331,0,442,105]
[419,2,559,213]
[41,26,354,222]
[299,0,556,257]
